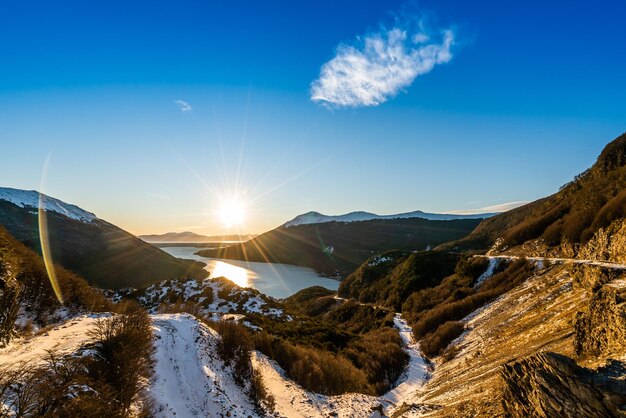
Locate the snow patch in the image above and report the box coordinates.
[474,257,501,288]
[0,313,110,368]
[0,187,97,223]
[383,314,430,412]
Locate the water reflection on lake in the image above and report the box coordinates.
[159,246,339,299]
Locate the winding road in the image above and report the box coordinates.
[477,255,626,270]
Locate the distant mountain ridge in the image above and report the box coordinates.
[284,210,498,227]
[139,231,256,243]
[0,187,206,289]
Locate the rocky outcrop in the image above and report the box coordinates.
[573,264,623,291]
[574,278,626,359]
[579,219,626,263]
[501,352,626,418]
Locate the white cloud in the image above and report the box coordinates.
[311,23,454,108]
[449,201,529,215]
[174,100,192,112]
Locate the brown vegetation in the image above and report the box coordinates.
[0,301,154,417]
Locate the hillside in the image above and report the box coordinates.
[0,188,207,289]
[198,217,484,277]
[0,224,110,346]
[442,131,626,256]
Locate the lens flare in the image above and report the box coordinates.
[39,156,64,304]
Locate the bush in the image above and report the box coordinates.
[420,321,465,358]
[410,259,533,340]
[87,301,154,414]
[211,320,253,387]
[0,266,19,347]
[250,367,275,413]
[341,328,408,393]
[253,332,372,395]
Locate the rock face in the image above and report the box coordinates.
[575,277,626,359]
[579,219,626,264]
[501,352,626,418]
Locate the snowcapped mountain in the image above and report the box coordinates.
[0,186,206,289]
[283,210,498,228]
[0,187,96,223]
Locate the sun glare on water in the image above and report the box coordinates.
[211,261,250,288]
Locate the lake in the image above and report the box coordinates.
[159,245,340,299]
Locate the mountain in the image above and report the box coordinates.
[284,209,498,227]
[442,132,626,257]
[0,187,207,289]
[198,217,485,276]
[139,231,256,243]
[313,132,626,416]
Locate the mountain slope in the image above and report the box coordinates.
[0,188,207,289]
[0,224,110,346]
[284,209,497,227]
[199,217,484,276]
[442,132,626,255]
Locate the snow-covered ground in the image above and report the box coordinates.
[0,313,108,368]
[382,315,431,411]
[0,187,97,223]
[474,257,501,288]
[148,314,259,418]
[1,308,431,417]
[135,277,289,320]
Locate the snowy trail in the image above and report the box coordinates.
[383,314,430,408]
[479,255,626,270]
[148,314,257,418]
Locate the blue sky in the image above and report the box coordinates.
[1,0,625,234]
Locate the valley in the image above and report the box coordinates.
[1,133,626,417]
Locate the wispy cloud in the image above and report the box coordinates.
[450,201,529,215]
[146,192,171,200]
[174,100,192,112]
[311,16,454,108]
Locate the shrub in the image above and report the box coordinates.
[341,328,408,393]
[253,332,372,395]
[87,301,154,414]
[250,367,275,413]
[455,256,489,281]
[420,321,465,358]
[0,266,19,347]
[410,259,532,340]
[211,320,253,387]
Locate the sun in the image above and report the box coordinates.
[218,199,246,227]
